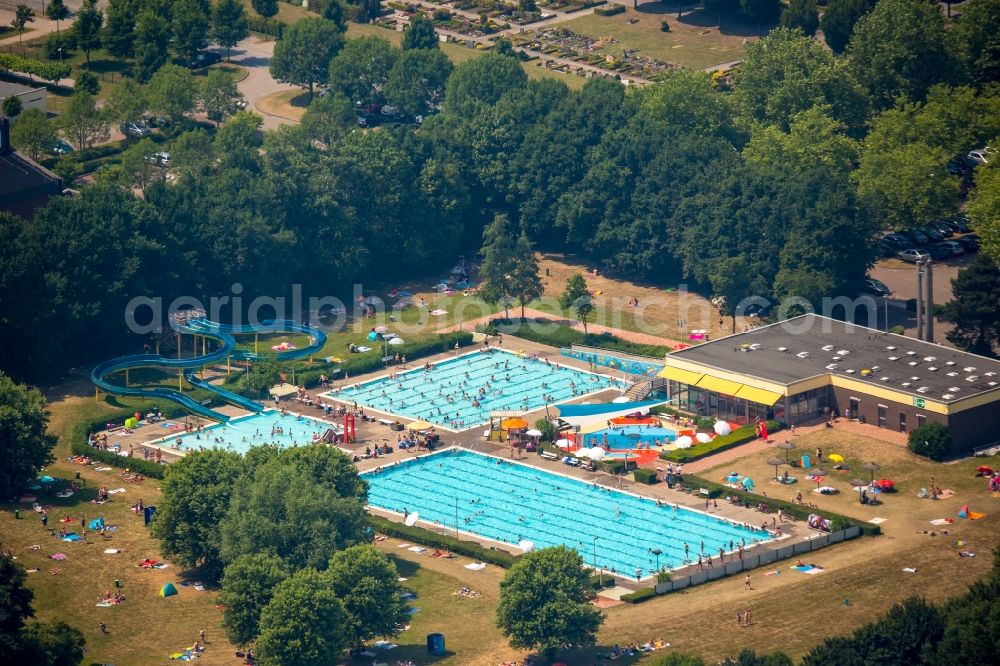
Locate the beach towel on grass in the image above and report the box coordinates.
[464,562,487,571]
[61,533,82,542]
[407,546,427,553]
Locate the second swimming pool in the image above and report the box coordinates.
[364,449,773,578]
[328,349,624,430]
[583,426,678,450]
[154,411,340,455]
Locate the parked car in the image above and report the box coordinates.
[925,244,952,261]
[863,278,891,297]
[876,240,898,258]
[920,226,945,243]
[907,230,930,246]
[51,139,73,155]
[968,147,995,165]
[898,249,930,263]
[945,216,971,234]
[881,233,909,250]
[121,121,149,137]
[956,235,979,252]
[151,151,170,166]
[187,51,222,69]
[932,221,953,238]
[938,240,965,256]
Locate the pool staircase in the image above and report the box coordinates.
[623,377,666,401]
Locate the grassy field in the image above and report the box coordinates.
[557,6,757,70]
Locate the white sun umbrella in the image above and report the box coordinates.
[388,337,405,346]
[612,395,630,403]
[695,432,712,444]
[554,438,573,449]
[518,540,535,553]
[588,447,607,461]
[525,429,543,437]
[713,421,732,436]
[404,511,419,527]
[675,435,694,448]
[575,447,593,458]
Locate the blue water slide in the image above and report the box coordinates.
[91,318,328,422]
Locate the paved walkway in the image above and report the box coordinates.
[438,306,687,349]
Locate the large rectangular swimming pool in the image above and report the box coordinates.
[363,449,773,579]
[153,411,340,455]
[327,349,624,430]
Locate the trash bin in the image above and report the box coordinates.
[14,509,19,519]
[114,579,121,588]
[75,471,80,480]
[426,633,445,656]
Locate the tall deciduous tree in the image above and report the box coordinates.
[146,63,198,124]
[302,91,354,146]
[969,166,1000,264]
[384,47,452,117]
[270,18,343,100]
[59,89,109,150]
[559,272,594,334]
[0,551,35,663]
[444,51,527,116]
[11,5,35,51]
[496,546,603,661]
[150,449,245,581]
[252,0,278,19]
[45,0,69,36]
[256,569,350,666]
[101,0,137,58]
[478,213,518,321]
[200,68,244,125]
[133,11,171,82]
[119,137,162,193]
[779,0,818,36]
[950,0,1000,85]
[2,96,22,119]
[172,0,210,60]
[940,254,1000,357]
[73,0,104,67]
[104,78,147,132]
[819,0,871,53]
[219,553,289,646]
[212,0,248,61]
[848,0,959,109]
[328,36,399,109]
[402,13,438,50]
[0,373,56,504]
[327,545,409,650]
[511,232,543,320]
[9,108,56,161]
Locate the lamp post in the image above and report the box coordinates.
[650,548,662,575]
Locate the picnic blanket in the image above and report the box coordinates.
[930,519,954,526]
[407,546,427,553]
[429,309,448,316]
[94,466,113,472]
[104,548,123,554]
[464,562,487,571]
[60,533,83,542]
[792,565,825,575]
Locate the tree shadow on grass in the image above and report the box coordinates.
[678,10,778,37]
[386,553,421,578]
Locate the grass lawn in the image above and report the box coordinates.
[557,6,759,70]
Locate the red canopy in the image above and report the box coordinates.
[874,479,894,489]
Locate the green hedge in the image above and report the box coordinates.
[599,458,638,475]
[70,440,168,478]
[368,515,520,567]
[633,468,658,484]
[0,52,71,81]
[484,319,672,358]
[688,475,880,537]
[246,15,285,37]
[621,587,657,603]
[594,4,625,15]
[588,573,616,589]
[659,420,783,463]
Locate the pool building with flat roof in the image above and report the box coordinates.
[658,314,1000,453]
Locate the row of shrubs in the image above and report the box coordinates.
[247,15,286,38]
[0,52,71,81]
[368,515,520,567]
[594,3,625,15]
[658,420,783,463]
[482,319,672,359]
[620,587,657,603]
[688,475,881,537]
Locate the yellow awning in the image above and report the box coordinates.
[695,375,744,396]
[735,385,782,406]
[657,366,704,385]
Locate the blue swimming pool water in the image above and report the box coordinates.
[364,449,772,578]
[156,411,340,455]
[584,426,677,450]
[328,350,624,430]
